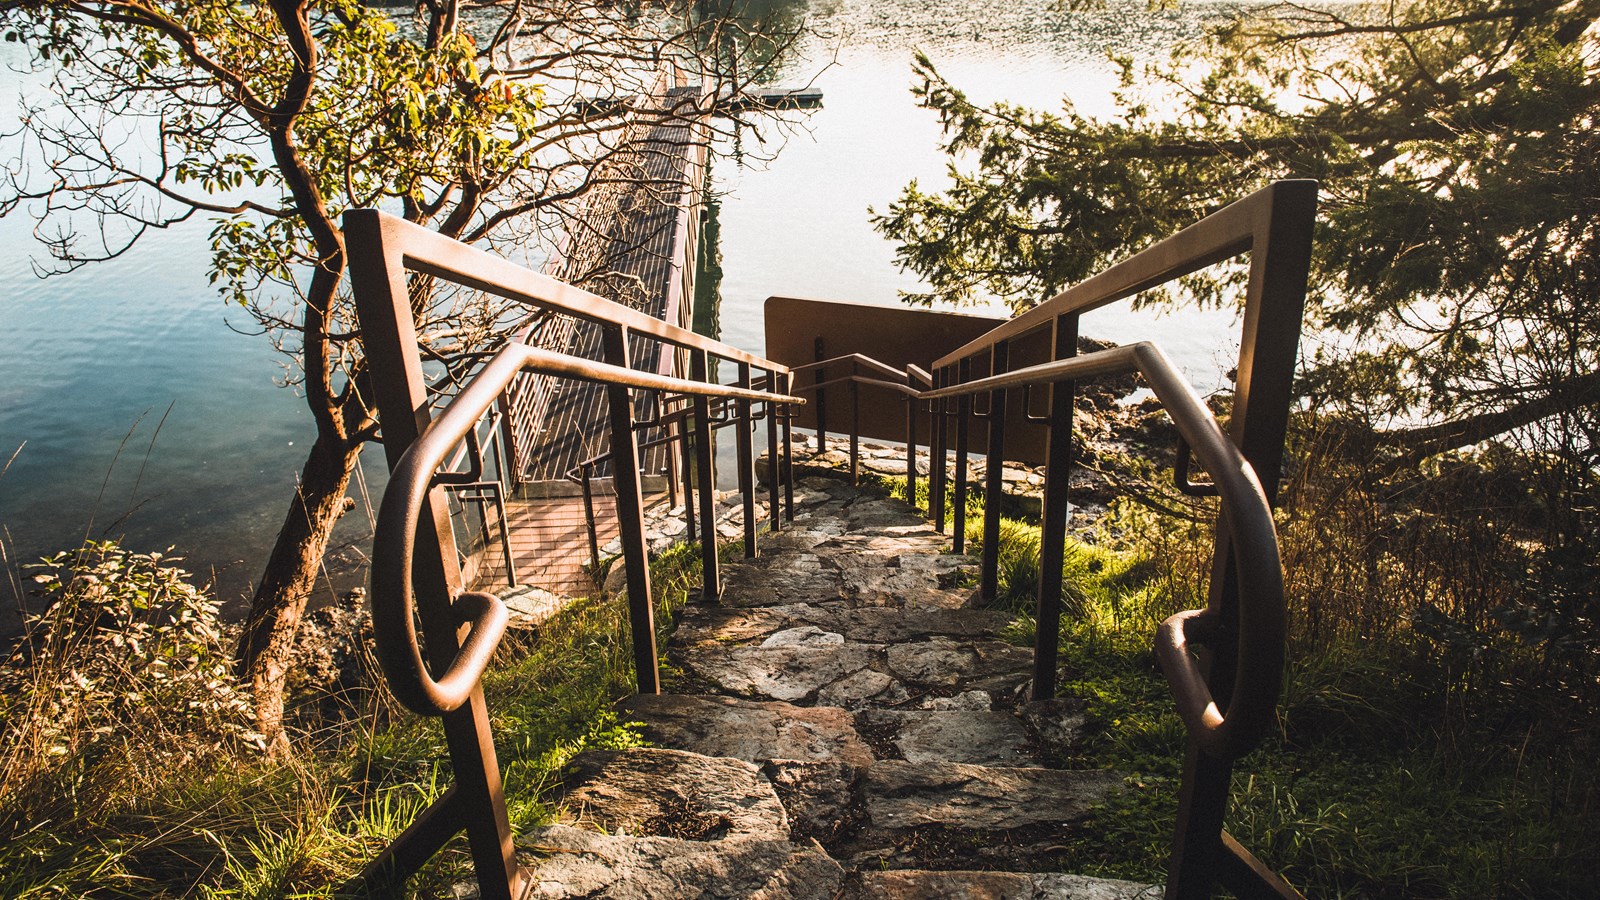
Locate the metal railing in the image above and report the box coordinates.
[350,180,1315,900]
[345,208,802,899]
[764,181,1314,899]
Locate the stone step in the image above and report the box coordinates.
[521,472,1151,895]
[621,694,876,767]
[671,635,1034,708]
[518,824,843,899]
[550,748,789,840]
[622,694,1088,772]
[540,749,1122,872]
[674,603,1011,648]
[842,870,1160,899]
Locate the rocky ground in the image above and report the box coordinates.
[516,472,1159,899]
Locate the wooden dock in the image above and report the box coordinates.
[468,70,711,596]
[506,77,709,489]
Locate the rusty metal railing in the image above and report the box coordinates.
[917,180,1316,900]
[345,208,802,899]
[348,180,1313,900]
[765,181,1314,899]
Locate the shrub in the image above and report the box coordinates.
[0,542,258,842]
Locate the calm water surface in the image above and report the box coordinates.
[0,0,1247,617]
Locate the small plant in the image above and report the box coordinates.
[1,541,259,795]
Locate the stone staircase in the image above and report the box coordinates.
[516,472,1159,899]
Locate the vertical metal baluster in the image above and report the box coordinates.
[766,369,782,533]
[580,461,599,567]
[600,325,658,695]
[813,336,828,454]
[904,368,918,510]
[980,341,1010,605]
[781,372,796,523]
[930,367,947,531]
[679,412,697,544]
[1033,315,1078,700]
[737,361,757,557]
[1166,180,1315,900]
[953,358,972,555]
[691,350,719,601]
[849,378,860,484]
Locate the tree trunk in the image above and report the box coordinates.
[235,428,361,753]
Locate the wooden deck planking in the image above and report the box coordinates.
[521,84,705,485]
[471,494,620,597]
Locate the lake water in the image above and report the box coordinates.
[0,0,1246,618]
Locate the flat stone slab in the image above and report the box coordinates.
[520,824,844,899]
[678,642,884,703]
[1017,698,1090,755]
[678,637,1033,708]
[762,759,863,843]
[674,604,1010,648]
[718,554,845,607]
[861,761,1122,832]
[621,694,876,767]
[556,748,787,840]
[845,870,1160,899]
[884,638,1033,691]
[855,709,1033,766]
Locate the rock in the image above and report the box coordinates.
[842,497,922,530]
[556,748,788,840]
[844,870,1160,899]
[761,626,845,649]
[884,638,1033,690]
[918,690,993,711]
[718,554,844,607]
[679,643,884,703]
[519,824,845,899]
[1017,698,1089,754]
[621,694,876,767]
[674,605,1010,648]
[861,761,1122,832]
[761,760,863,843]
[816,668,900,707]
[855,709,1033,766]
[499,585,571,629]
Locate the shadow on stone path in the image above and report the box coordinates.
[516,470,1160,899]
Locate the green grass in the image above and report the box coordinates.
[949,493,1600,899]
[0,539,714,898]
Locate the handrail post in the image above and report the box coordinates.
[904,368,918,510]
[781,372,795,523]
[496,391,520,490]
[813,336,828,453]
[980,341,1010,604]
[766,369,782,533]
[736,361,758,557]
[1165,181,1316,900]
[953,358,972,554]
[344,210,520,900]
[930,366,947,531]
[678,413,698,544]
[600,325,659,695]
[849,378,860,484]
[1033,316,1078,700]
[691,350,720,600]
[580,462,600,567]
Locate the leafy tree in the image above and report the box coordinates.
[875,0,1600,465]
[0,0,801,751]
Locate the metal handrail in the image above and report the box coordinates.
[349,180,1314,900]
[372,340,803,716]
[921,342,1284,759]
[348,209,785,371]
[933,181,1314,370]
